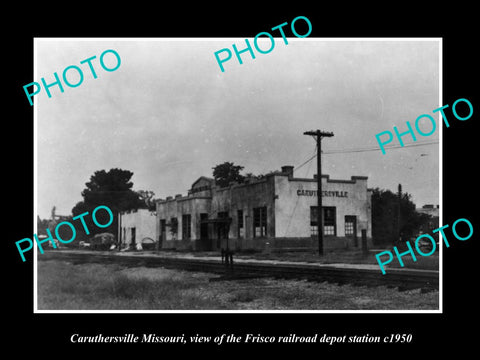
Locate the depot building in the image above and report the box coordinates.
[155,165,372,252]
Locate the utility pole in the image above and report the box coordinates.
[397,183,402,244]
[303,130,334,255]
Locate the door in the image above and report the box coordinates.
[217,212,229,249]
[345,216,357,246]
[199,213,210,250]
[159,219,166,249]
[131,227,136,246]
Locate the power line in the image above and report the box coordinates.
[293,140,438,172]
[323,140,439,154]
[295,149,317,171]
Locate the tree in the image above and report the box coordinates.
[37,216,50,236]
[212,162,245,188]
[51,215,80,248]
[244,172,267,181]
[371,187,431,246]
[72,168,146,240]
[137,190,156,211]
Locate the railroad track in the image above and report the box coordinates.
[39,250,439,292]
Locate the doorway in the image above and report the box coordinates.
[131,227,136,248]
[199,213,210,250]
[159,219,166,249]
[345,216,357,246]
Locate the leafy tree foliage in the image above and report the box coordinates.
[212,162,245,188]
[72,168,146,240]
[371,187,431,245]
[37,216,50,236]
[137,190,156,211]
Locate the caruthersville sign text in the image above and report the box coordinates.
[297,189,348,198]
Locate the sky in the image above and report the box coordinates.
[35,38,440,219]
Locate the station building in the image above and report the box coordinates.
[118,208,156,250]
[155,166,372,252]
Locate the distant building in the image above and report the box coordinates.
[155,165,372,252]
[416,204,439,218]
[417,204,440,233]
[118,209,156,250]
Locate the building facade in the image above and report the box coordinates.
[155,165,372,252]
[118,209,156,250]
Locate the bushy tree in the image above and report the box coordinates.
[371,187,431,245]
[72,168,146,240]
[212,162,245,187]
[137,190,156,211]
[36,216,50,236]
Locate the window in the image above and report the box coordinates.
[237,209,244,238]
[345,216,356,236]
[160,219,166,233]
[182,214,191,240]
[310,206,319,236]
[310,206,337,236]
[344,221,354,235]
[170,217,178,238]
[253,206,267,238]
[324,207,336,235]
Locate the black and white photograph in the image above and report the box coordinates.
[6,7,478,355]
[34,38,440,312]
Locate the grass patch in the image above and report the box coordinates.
[37,259,439,310]
[37,260,220,310]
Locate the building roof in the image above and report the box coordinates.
[191,176,215,188]
[156,166,369,204]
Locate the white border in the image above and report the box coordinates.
[438,38,443,313]
[33,38,39,312]
[33,37,442,314]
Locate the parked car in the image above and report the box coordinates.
[90,233,115,250]
[415,235,438,252]
[36,235,61,249]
